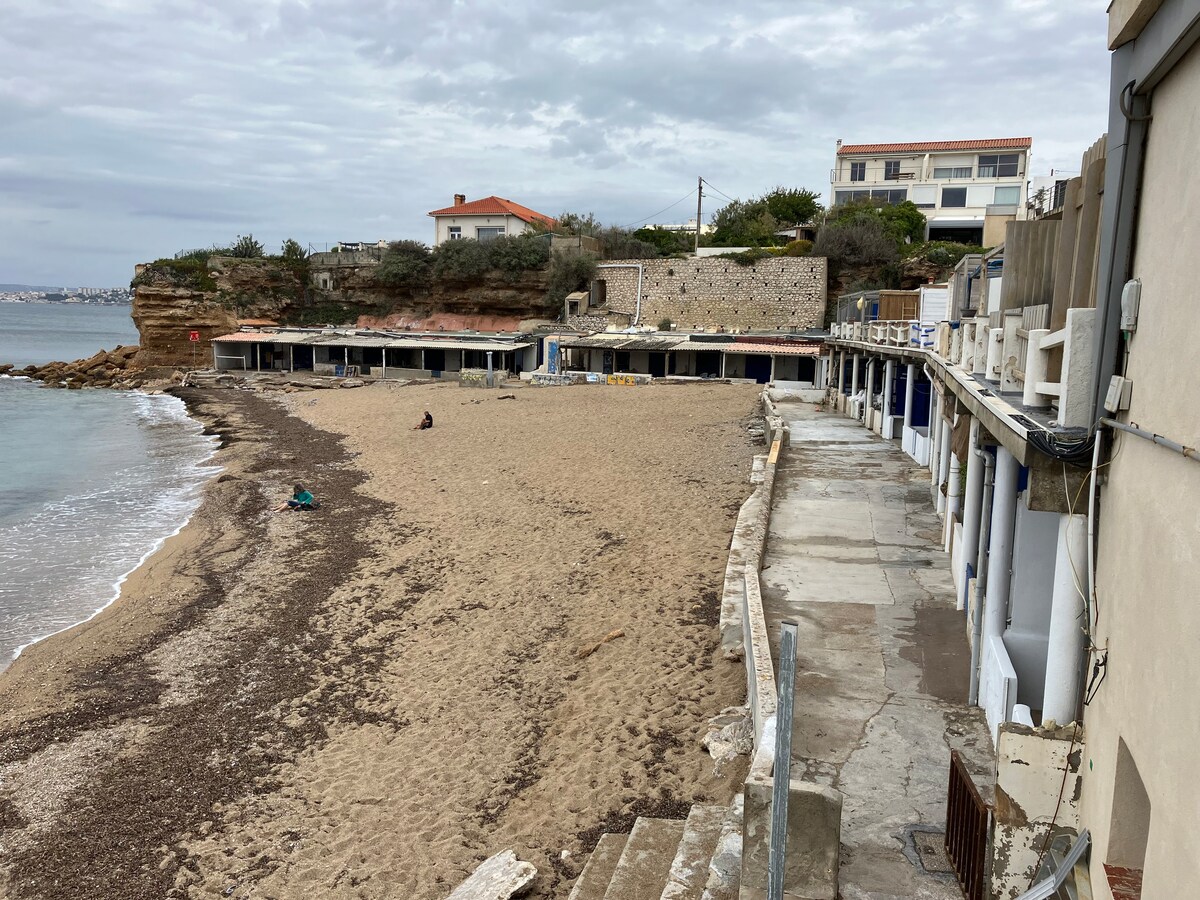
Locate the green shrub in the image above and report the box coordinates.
[431,239,491,281]
[716,248,776,266]
[229,234,265,258]
[486,233,550,280]
[904,241,986,268]
[376,240,432,287]
[783,239,813,256]
[546,250,597,311]
[130,258,218,292]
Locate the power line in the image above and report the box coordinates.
[620,188,697,229]
[700,179,738,204]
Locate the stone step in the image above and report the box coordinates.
[659,805,728,900]
[602,817,687,900]
[568,833,629,900]
[699,794,743,900]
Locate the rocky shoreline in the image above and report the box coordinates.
[0,345,177,390]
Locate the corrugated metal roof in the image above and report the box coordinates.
[837,137,1032,155]
[211,332,531,351]
[724,342,822,356]
[212,331,313,344]
[617,338,684,351]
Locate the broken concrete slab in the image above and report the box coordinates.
[447,849,536,900]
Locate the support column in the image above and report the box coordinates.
[256,343,261,372]
[929,389,942,477]
[769,355,776,383]
[936,416,952,514]
[289,345,294,373]
[850,354,860,396]
[944,452,961,551]
[959,419,985,610]
[982,446,1020,650]
[882,359,894,438]
[720,353,727,378]
[838,351,847,393]
[1043,514,1089,725]
[380,349,387,380]
[863,359,875,427]
[903,363,915,432]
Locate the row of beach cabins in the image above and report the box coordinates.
[208,327,830,389]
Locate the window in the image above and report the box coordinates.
[850,161,866,182]
[978,153,1020,177]
[476,226,505,241]
[993,186,1021,205]
[447,226,461,240]
[932,166,972,179]
[941,187,967,208]
[835,189,870,206]
[870,188,907,204]
[884,160,900,179]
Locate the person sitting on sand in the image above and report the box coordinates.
[274,483,316,512]
[413,411,433,430]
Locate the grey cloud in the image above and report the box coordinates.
[1,0,1111,285]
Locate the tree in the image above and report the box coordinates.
[229,234,265,258]
[598,226,658,260]
[633,226,695,256]
[555,211,602,236]
[829,199,927,245]
[709,186,824,247]
[546,249,597,310]
[762,187,822,227]
[280,238,308,261]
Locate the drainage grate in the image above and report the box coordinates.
[912,830,954,875]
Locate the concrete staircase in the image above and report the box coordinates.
[567,802,740,900]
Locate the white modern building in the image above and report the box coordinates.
[831,138,1033,245]
[427,194,556,246]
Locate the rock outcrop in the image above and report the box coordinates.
[130,254,552,367]
[1,345,164,389]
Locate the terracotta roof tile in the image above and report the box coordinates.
[427,195,555,227]
[837,138,1032,156]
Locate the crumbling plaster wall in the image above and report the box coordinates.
[991,723,1084,899]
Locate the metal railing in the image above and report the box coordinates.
[946,749,990,900]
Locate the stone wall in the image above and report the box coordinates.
[597,257,827,331]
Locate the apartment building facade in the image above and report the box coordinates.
[831,137,1032,245]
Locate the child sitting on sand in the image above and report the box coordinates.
[275,483,317,512]
[413,411,433,430]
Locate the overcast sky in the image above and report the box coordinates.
[1,0,1110,287]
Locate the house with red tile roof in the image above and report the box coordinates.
[831,137,1033,245]
[426,194,556,246]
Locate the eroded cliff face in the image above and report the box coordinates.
[131,255,551,367]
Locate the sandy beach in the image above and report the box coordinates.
[0,380,759,899]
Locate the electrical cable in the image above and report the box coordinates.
[1026,721,1082,889]
[701,179,739,204]
[619,189,697,230]
[1026,428,1095,468]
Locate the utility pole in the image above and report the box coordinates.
[695,176,704,257]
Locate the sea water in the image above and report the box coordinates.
[0,304,219,668]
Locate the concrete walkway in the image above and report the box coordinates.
[761,404,993,900]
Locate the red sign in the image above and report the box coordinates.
[188,330,200,342]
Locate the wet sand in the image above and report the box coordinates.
[0,381,759,899]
